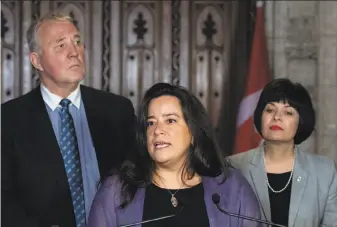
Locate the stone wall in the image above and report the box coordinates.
[265,1,337,161]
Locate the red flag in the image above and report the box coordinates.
[233,1,270,154]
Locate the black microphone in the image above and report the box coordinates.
[212,193,287,227]
[119,203,184,227]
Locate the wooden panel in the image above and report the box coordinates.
[109,1,122,93]
[21,1,33,95]
[91,1,103,89]
[123,3,156,110]
[190,2,230,126]
[1,2,20,101]
[0,0,232,131]
[2,49,15,102]
[179,1,190,89]
[125,49,140,110]
[161,1,172,83]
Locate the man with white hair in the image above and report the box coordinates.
[1,11,136,227]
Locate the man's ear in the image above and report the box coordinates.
[29,52,44,71]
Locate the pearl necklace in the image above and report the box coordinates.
[263,146,296,193]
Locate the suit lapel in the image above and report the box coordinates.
[249,148,271,221]
[117,188,145,227]
[29,87,69,193]
[80,86,100,150]
[202,175,229,227]
[288,148,308,227]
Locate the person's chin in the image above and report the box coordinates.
[69,66,85,74]
[68,72,85,82]
[265,131,286,139]
[266,137,292,143]
[154,156,172,165]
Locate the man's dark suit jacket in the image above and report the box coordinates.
[1,85,136,227]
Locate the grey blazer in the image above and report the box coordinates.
[228,146,337,227]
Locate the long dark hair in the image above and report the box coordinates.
[116,83,232,208]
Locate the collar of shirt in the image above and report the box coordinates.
[40,83,81,111]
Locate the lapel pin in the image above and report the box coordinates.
[296,176,301,182]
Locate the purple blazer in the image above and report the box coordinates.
[87,169,262,227]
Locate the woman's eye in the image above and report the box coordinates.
[167,119,176,124]
[147,121,154,127]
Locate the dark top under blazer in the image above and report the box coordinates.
[1,85,136,227]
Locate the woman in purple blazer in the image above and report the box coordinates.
[87,83,262,227]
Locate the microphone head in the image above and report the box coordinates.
[212,193,220,205]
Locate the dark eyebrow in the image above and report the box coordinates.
[147,113,181,119]
[163,113,180,118]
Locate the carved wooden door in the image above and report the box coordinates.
[1,0,233,129]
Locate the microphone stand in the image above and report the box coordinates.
[214,203,287,227]
[120,205,184,227]
[212,193,287,227]
[120,214,176,227]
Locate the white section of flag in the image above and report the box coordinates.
[257,1,264,7]
[236,89,263,128]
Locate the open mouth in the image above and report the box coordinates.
[154,141,171,149]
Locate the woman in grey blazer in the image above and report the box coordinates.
[230,78,337,227]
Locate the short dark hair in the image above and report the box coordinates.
[253,78,315,144]
[117,83,232,208]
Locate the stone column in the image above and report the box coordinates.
[265,1,337,161]
[317,1,337,161]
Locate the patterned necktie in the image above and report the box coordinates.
[59,99,85,227]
